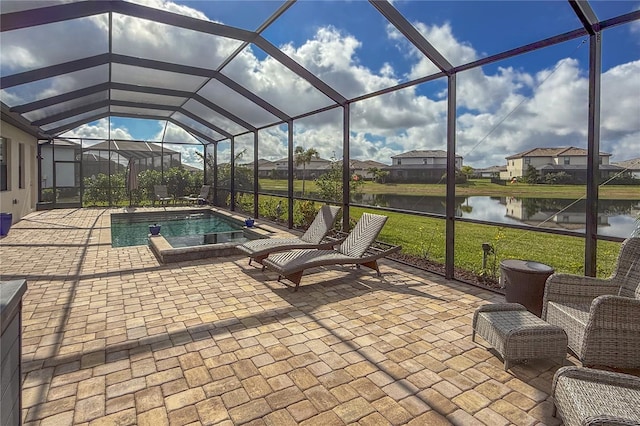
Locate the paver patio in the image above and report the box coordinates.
[1,208,572,425]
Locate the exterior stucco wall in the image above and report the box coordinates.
[0,121,38,224]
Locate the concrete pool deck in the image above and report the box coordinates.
[1,207,585,425]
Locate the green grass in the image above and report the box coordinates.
[258,178,640,200]
[250,193,623,279]
[347,206,621,279]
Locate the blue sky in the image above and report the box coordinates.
[12,0,634,168]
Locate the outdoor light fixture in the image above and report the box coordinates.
[482,242,494,270]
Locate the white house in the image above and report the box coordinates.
[501,147,624,183]
[613,157,640,179]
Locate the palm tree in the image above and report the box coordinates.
[294,146,319,195]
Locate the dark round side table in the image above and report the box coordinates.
[500,259,555,317]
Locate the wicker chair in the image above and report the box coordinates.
[552,366,640,426]
[542,237,640,369]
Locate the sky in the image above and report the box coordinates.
[2,0,639,169]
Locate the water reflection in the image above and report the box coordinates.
[268,189,637,238]
[351,193,638,238]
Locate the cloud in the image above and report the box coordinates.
[60,118,133,141]
[4,1,638,171]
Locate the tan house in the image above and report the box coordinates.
[500,146,624,183]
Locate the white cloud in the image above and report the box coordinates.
[4,1,638,171]
[60,118,133,141]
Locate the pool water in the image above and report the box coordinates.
[111,210,246,248]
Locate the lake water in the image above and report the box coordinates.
[264,189,639,238]
[350,194,638,239]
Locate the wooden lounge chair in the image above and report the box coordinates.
[184,185,210,205]
[237,205,341,266]
[262,212,400,291]
[153,185,173,206]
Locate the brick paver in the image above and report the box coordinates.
[1,208,580,425]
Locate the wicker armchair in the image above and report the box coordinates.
[542,237,640,369]
[552,366,640,426]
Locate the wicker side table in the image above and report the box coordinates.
[472,303,567,370]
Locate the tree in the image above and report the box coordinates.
[461,165,475,180]
[367,167,390,183]
[315,160,364,202]
[523,165,540,184]
[196,149,256,206]
[544,171,571,185]
[294,146,319,195]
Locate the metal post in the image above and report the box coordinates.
[287,120,294,229]
[585,32,602,276]
[445,74,457,279]
[342,104,350,231]
[213,143,218,205]
[230,137,235,211]
[253,131,259,219]
[203,143,208,187]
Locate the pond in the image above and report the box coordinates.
[263,189,638,238]
[351,194,638,239]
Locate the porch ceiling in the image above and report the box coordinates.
[0,1,637,146]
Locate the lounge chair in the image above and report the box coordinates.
[237,205,341,266]
[184,185,210,205]
[153,185,173,206]
[262,212,400,290]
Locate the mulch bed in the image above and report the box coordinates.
[388,252,505,295]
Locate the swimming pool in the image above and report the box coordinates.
[111,209,247,248]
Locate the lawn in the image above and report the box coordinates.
[258,178,640,200]
[347,206,623,279]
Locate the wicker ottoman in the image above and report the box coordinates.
[472,303,567,370]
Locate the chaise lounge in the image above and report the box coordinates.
[153,185,173,206]
[237,205,341,266]
[183,185,211,205]
[262,212,400,290]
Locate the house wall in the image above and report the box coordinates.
[506,154,610,179]
[0,121,38,224]
[393,157,462,168]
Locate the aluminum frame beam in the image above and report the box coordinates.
[584,31,602,276]
[9,83,110,113]
[0,1,112,31]
[369,0,453,74]
[254,36,347,105]
[0,54,109,89]
[176,109,233,139]
[569,0,600,34]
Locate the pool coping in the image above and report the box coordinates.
[147,208,271,263]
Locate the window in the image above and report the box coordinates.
[598,156,603,165]
[423,158,427,165]
[397,159,402,165]
[19,143,25,189]
[0,138,8,191]
[564,157,570,165]
[524,157,531,165]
